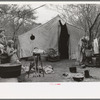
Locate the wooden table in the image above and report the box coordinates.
[33,52,44,77]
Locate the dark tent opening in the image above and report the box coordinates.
[58,20,70,59]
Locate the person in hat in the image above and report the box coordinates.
[78,35,90,65]
[6,39,20,63]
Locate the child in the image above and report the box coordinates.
[6,40,20,64]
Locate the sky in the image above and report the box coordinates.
[22,2,100,24]
[7,3,59,24]
[18,2,98,24]
[29,4,59,24]
[35,6,59,24]
[1,2,99,24]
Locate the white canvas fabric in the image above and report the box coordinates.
[18,15,85,59]
[93,38,99,54]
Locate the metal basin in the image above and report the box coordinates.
[0,63,21,78]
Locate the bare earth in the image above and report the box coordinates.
[17,59,100,82]
[0,59,100,82]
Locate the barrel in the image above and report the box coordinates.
[0,63,21,78]
[84,70,90,78]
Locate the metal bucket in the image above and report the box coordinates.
[69,67,77,73]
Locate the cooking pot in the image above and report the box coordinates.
[73,73,84,82]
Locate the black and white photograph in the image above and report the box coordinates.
[0,1,100,83]
[1,1,100,99]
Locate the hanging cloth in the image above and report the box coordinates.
[93,38,99,54]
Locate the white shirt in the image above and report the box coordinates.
[93,38,99,54]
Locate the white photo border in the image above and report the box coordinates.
[0,1,100,99]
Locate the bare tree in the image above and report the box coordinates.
[46,4,100,42]
[0,4,37,42]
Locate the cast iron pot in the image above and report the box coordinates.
[73,73,84,82]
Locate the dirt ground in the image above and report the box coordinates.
[17,59,100,82]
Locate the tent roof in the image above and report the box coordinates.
[18,15,85,58]
[19,15,84,37]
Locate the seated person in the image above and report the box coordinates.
[6,40,20,64]
[0,44,9,64]
[0,29,7,47]
[0,44,5,54]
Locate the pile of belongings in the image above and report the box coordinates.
[43,65,54,74]
[36,65,54,74]
[22,65,30,72]
[63,72,84,82]
[63,72,83,78]
[22,64,54,74]
[46,48,60,62]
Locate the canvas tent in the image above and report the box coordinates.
[18,15,85,59]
